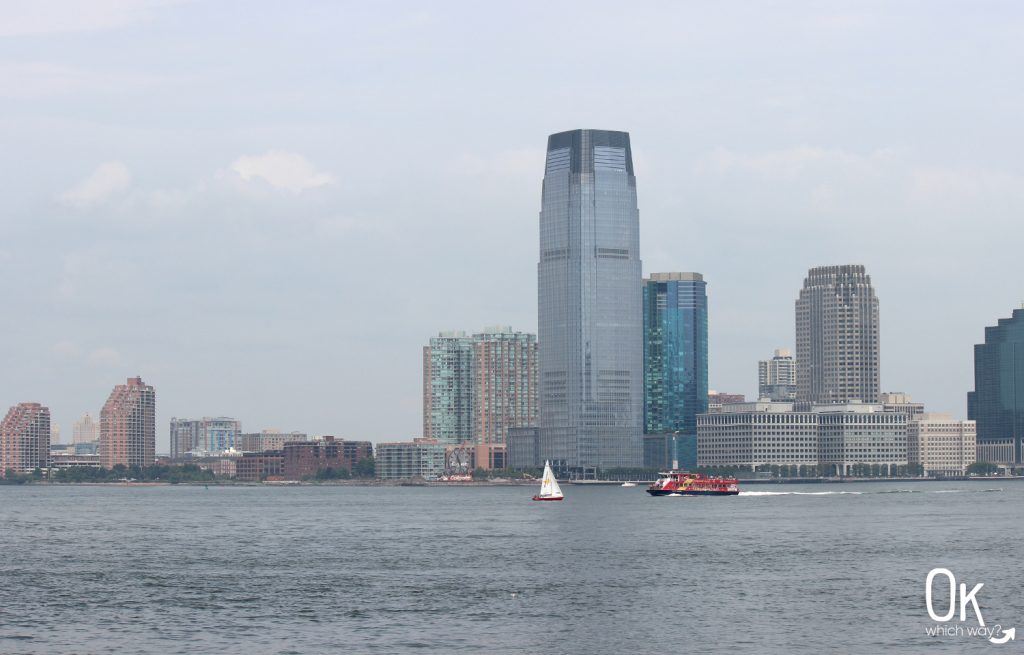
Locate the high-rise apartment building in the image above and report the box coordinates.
[72,413,99,444]
[0,402,50,476]
[100,376,156,469]
[170,417,241,458]
[423,328,537,446]
[642,272,708,436]
[795,265,880,404]
[758,349,797,401]
[537,129,643,469]
[968,308,1024,463]
[422,332,475,444]
[472,327,537,446]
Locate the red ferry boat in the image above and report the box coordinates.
[647,471,739,496]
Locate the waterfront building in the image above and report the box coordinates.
[72,413,100,444]
[235,451,283,481]
[643,272,708,436]
[879,392,925,419]
[423,331,475,444]
[170,417,241,458]
[908,414,976,476]
[375,438,447,480]
[697,402,908,475]
[795,265,880,404]
[507,427,539,470]
[49,452,101,471]
[0,402,51,476]
[472,326,537,446]
[758,349,797,401]
[698,402,817,469]
[100,376,156,469]
[815,403,907,476]
[536,128,644,469]
[282,436,359,480]
[968,308,1024,463]
[643,432,697,471]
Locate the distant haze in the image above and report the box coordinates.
[2,2,1022,451]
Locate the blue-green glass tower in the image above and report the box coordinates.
[968,308,1024,463]
[643,273,708,464]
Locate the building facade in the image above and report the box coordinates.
[235,451,283,481]
[376,438,447,480]
[283,437,353,480]
[170,417,241,458]
[100,376,156,469]
[0,402,51,476]
[423,332,475,444]
[72,413,100,444]
[795,265,880,404]
[968,308,1024,464]
[758,349,797,401]
[237,430,308,452]
[537,129,644,469]
[908,414,976,476]
[472,326,537,446]
[698,402,909,475]
[642,272,708,436]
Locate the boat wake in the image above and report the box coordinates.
[739,490,863,496]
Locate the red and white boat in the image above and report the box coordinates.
[532,461,564,501]
[647,471,739,496]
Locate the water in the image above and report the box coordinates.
[1,481,1021,654]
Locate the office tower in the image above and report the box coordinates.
[472,326,537,446]
[795,265,880,404]
[758,348,797,401]
[100,376,156,469]
[170,417,241,458]
[73,413,100,444]
[0,402,50,476]
[968,308,1024,463]
[643,272,708,438]
[537,129,643,468]
[422,332,475,444]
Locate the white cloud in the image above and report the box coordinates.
[0,0,186,37]
[59,161,132,207]
[228,151,336,193]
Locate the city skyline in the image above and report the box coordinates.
[3,3,1023,451]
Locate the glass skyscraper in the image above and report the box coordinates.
[968,308,1024,464]
[537,129,643,469]
[642,272,709,436]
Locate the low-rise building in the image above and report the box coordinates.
[283,436,351,480]
[908,413,976,476]
[507,427,539,469]
[376,438,446,480]
[235,451,283,481]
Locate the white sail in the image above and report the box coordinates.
[538,461,563,499]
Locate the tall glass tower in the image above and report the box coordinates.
[537,129,643,469]
[642,272,708,436]
[969,308,1024,463]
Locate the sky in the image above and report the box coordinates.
[2,1,1023,451]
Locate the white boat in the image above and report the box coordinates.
[532,461,564,501]
[620,482,636,487]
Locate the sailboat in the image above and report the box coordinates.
[532,461,564,501]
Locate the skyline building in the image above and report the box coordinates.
[170,417,241,458]
[795,265,880,405]
[422,331,475,444]
[758,349,797,401]
[72,413,99,444]
[472,326,537,446]
[643,272,709,436]
[968,307,1024,463]
[100,376,156,469]
[0,402,50,476]
[907,413,976,476]
[536,128,643,469]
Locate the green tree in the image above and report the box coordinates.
[967,461,999,476]
[353,456,375,478]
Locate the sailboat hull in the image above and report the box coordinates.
[532,495,564,501]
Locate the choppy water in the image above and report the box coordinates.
[1,481,1021,654]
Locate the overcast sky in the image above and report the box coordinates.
[2,1,1022,450]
